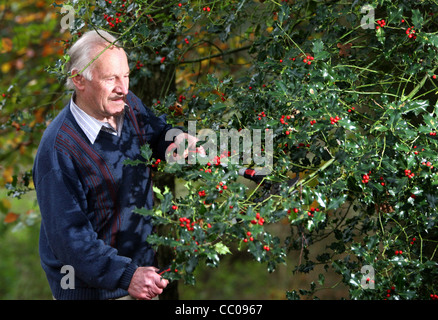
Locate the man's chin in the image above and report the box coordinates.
[109,101,126,115]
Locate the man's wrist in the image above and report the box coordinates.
[119,263,138,290]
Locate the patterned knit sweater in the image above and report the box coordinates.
[33,91,173,299]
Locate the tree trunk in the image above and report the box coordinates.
[132,56,179,301]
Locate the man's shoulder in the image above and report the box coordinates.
[40,105,69,142]
[37,103,84,153]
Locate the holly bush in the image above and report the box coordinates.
[4,0,438,299]
[127,0,438,299]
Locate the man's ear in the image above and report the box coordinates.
[71,70,86,91]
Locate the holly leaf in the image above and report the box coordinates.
[140,144,153,161]
[376,27,385,45]
[313,40,329,60]
[153,185,164,200]
[214,242,231,255]
[412,9,423,29]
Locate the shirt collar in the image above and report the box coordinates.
[69,94,125,144]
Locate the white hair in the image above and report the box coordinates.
[65,30,121,90]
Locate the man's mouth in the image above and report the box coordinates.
[111,96,125,103]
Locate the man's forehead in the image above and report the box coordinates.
[91,46,129,73]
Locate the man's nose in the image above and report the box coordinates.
[115,78,129,95]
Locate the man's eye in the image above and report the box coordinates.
[107,78,115,81]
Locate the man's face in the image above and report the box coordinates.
[75,46,130,121]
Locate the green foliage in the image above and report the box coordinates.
[2,0,438,299]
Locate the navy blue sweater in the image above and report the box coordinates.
[33,91,173,299]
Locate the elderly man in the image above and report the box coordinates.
[33,30,194,300]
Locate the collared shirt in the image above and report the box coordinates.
[69,95,125,144]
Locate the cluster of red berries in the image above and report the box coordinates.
[429,131,437,136]
[410,237,417,245]
[406,27,417,39]
[297,142,310,148]
[307,207,319,218]
[330,116,341,124]
[243,231,254,243]
[151,158,161,168]
[404,169,415,179]
[135,60,144,70]
[103,0,127,28]
[263,245,270,251]
[347,107,355,113]
[258,111,266,120]
[400,19,417,40]
[199,153,229,174]
[202,6,211,12]
[178,94,186,103]
[412,145,424,155]
[430,293,438,300]
[213,151,230,166]
[361,172,371,184]
[310,119,317,125]
[422,160,434,169]
[199,166,212,173]
[302,55,314,65]
[394,249,403,255]
[280,114,293,125]
[103,13,123,28]
[198,190,206,197]
[376,19,386,29]
[179,216,195,231]
[361,172,387,186]
[250,212,265,226]
[385,286,396,299]
[216,182,228,193]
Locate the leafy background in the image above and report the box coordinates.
[1,0,438,300]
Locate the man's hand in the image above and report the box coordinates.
[127,266,169,300]
[166,132,205,163]
[174,132,205,159]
